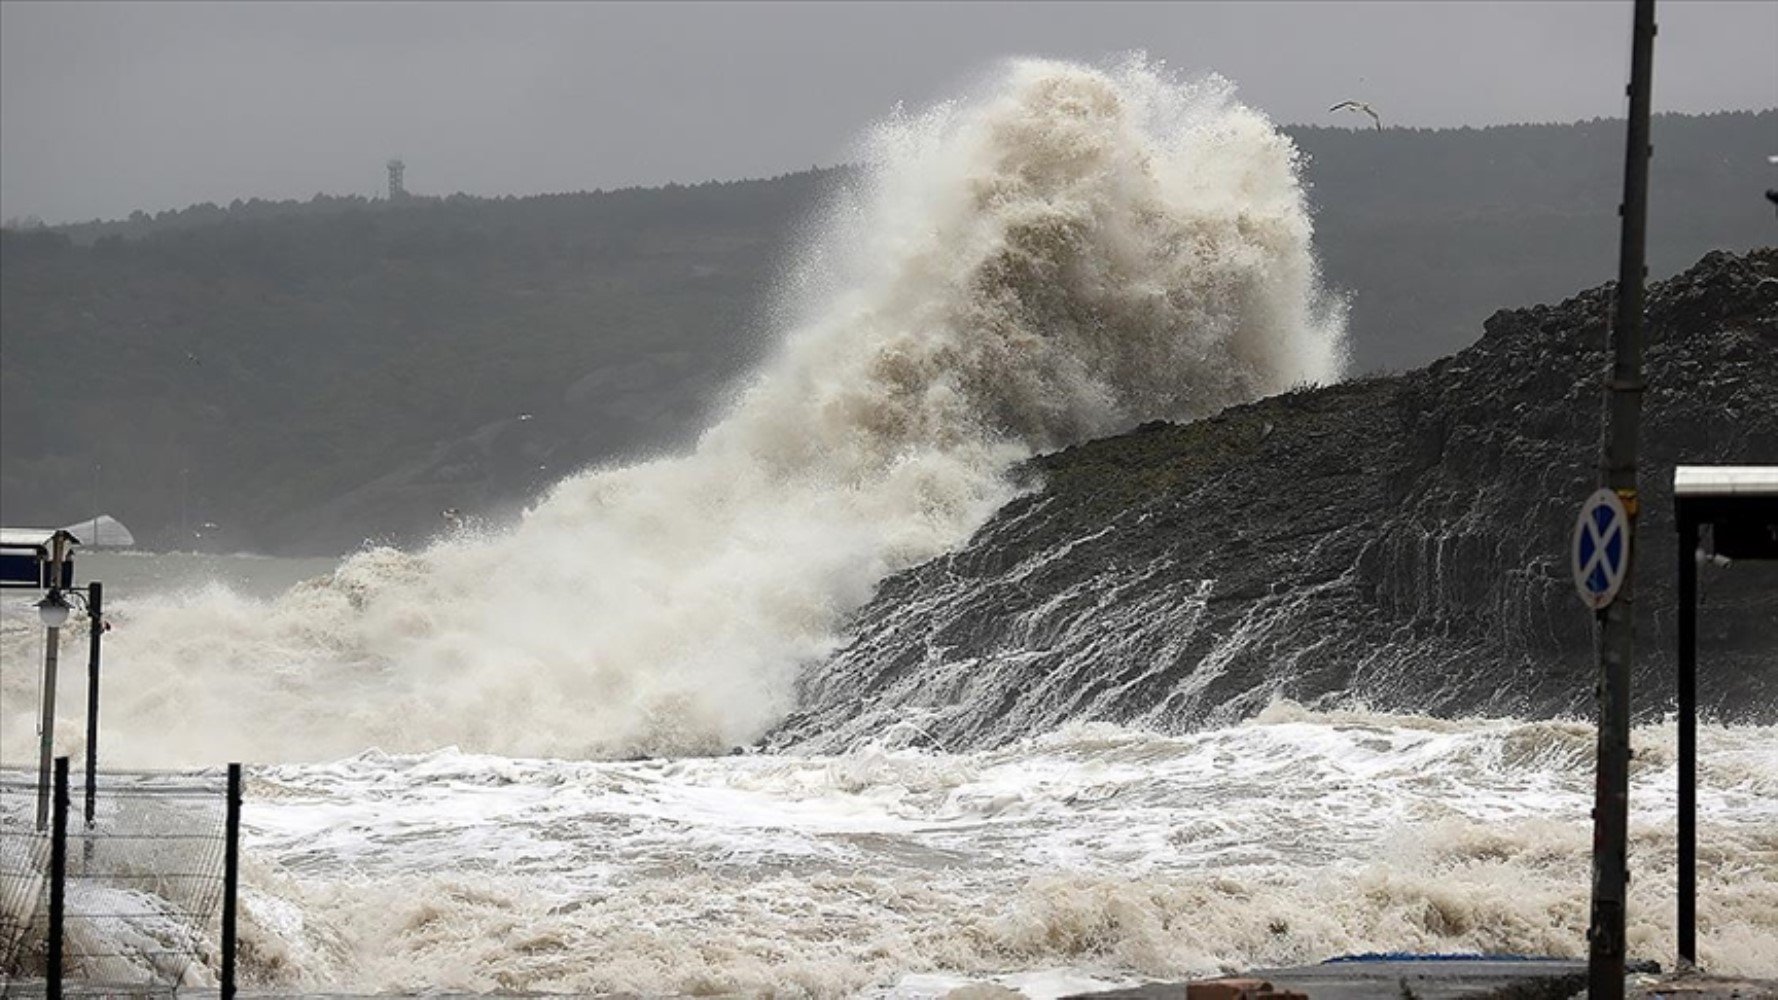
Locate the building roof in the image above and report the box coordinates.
[1673,466,1778,498]
[0,528,81,551]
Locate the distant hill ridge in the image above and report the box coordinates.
[2,111,1771,554]
[21,110,1770,245]
[24,167,854,248]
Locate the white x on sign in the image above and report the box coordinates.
[1573,488,1631,610]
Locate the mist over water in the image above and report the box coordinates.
[2,57,1343,767]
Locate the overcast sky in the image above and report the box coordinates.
[3,1,1773,224]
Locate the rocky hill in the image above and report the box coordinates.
[769,248,1778,751]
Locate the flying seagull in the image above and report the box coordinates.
[1330,100,1383,132]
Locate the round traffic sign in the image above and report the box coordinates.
[1573,488,1631,610]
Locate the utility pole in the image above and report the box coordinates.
[1587,1,1656,997]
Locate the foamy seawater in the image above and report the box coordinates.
[221,711,1778,994]
[5,563,1776,992]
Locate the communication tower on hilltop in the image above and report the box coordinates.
[387,158,407,201]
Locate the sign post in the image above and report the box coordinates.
[1586,1,1656,996]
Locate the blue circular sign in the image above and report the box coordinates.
[1573,488,1631,610]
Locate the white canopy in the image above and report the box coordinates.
[60,514,137,548]
[1673,466,1778,498]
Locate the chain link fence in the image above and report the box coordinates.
[0,761,239,995]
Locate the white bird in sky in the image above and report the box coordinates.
[1330,100,1383,132]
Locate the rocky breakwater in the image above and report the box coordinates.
[770,248,1778,753]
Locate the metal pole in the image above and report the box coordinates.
[83,581,103,829]
[36,625,61,832]
[48,756,69,999]
[1676,515,1698,967]
[1587,2,1656,997]
[221,762,242,1000]
[36,536,68,832]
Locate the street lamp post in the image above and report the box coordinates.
[34,535,69,831]
[32,577,106,832]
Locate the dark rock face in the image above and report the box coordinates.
[769,249,1778,753]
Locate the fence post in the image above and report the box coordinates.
[222,762,241,1000]
[49,755,68,999]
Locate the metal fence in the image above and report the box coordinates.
[0,759,240,996]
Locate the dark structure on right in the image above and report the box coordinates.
[1673,466,1778,968]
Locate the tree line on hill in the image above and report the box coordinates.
[1,111,1771,554]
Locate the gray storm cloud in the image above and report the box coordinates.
[2,1,1774,223]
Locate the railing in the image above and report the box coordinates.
[0,760,241,997]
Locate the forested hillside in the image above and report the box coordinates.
[2,111,1771,554]
[2,172,836,552]
[1299,112,1775,367]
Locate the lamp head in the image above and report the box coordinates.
[36,590,71,629]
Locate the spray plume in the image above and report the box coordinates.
[3,57,1345,765]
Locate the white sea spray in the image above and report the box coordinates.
[1,56,1344,766]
